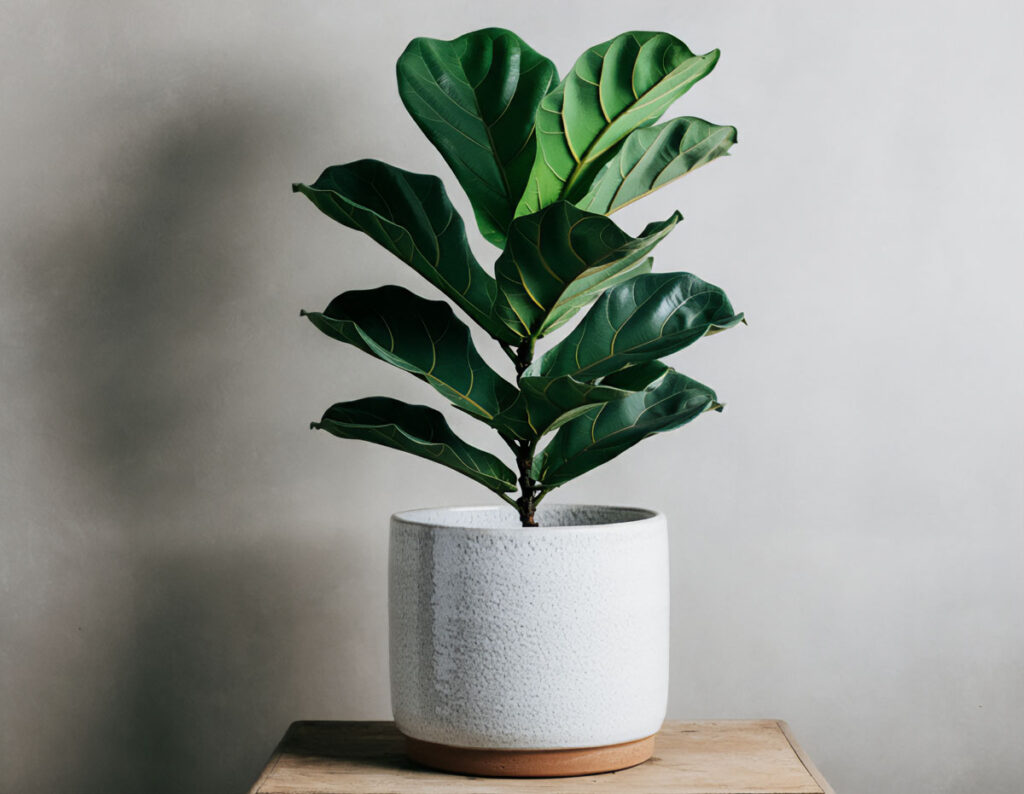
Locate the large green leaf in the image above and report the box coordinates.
[493,201,680,339]
[533,368,720,487]
[516,32,720,215]
[531,272,743,381]
[397,28,558,248]
[302,285,517,421]
[541,255,657,337]
[312,397,517,493]
[488,375,636,440]
[292,159,516,342]
[576,117,737,215]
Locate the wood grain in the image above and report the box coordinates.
[248,720,834,793]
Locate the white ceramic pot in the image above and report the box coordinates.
[388,504,669,776]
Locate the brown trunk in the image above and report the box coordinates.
[513,340,539,527]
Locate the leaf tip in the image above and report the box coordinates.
[310,421,321,430]
[709,401,725,413]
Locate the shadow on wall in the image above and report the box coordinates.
[102,542,365,794]
[14,87,371,793]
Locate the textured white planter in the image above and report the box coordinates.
[389,504,669,775]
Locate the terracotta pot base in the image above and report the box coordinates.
[403,733,656,778]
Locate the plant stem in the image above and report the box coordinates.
[497,492,519,509]
[499,342,518,363]
[512,338,539,527]
[533,487,550,508]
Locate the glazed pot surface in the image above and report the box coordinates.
[388,504,669,753]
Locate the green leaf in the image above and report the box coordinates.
[534,368,720,487]
[576,117,737,215]
[516,32,720,215]
[312,397,517,493]
[531,272,743,381]
[542,256,655,338]
[598,360,670,390]
[489,375,637,440]
[292,159,517,342]
[493,201,680,339]
[302,285,517,421]
[397,28,558,248]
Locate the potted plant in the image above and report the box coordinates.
[293,28,742,777]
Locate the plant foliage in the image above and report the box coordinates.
[294,28,742,526]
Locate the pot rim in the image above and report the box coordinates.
[391,503,663,532]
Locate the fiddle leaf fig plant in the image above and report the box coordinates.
[295,28,743,527]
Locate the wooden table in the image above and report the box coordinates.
[248,720,836,793]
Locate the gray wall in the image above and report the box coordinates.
[2,1,1022,792]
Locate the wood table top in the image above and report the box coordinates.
[248,719,835,793]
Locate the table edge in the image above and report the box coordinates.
[248,721,302,794]
[776,720,836,794]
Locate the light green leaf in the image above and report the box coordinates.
[312,397,517,493]
[576,117,737,215]
[534,368,720,487]
[302,285,517,420]
[494,201,680,339]
[292,159,516,342]
[531,272,743,380]
[516,32,720,215]
[397,28,558,248]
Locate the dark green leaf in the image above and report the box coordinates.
[397,28,558,248]
[489,375,636,440]
[531,272,743,380]
[494,201,680,339]
[312,397,517,493]
[303,285,517,421]
[533,368,720,487]
[541,256,658,338]
[576,117,737,215]
[292,159,516,342]
[598,360,670,390]
[516,32,720,215]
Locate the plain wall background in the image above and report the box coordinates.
[2,1,1022,791]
